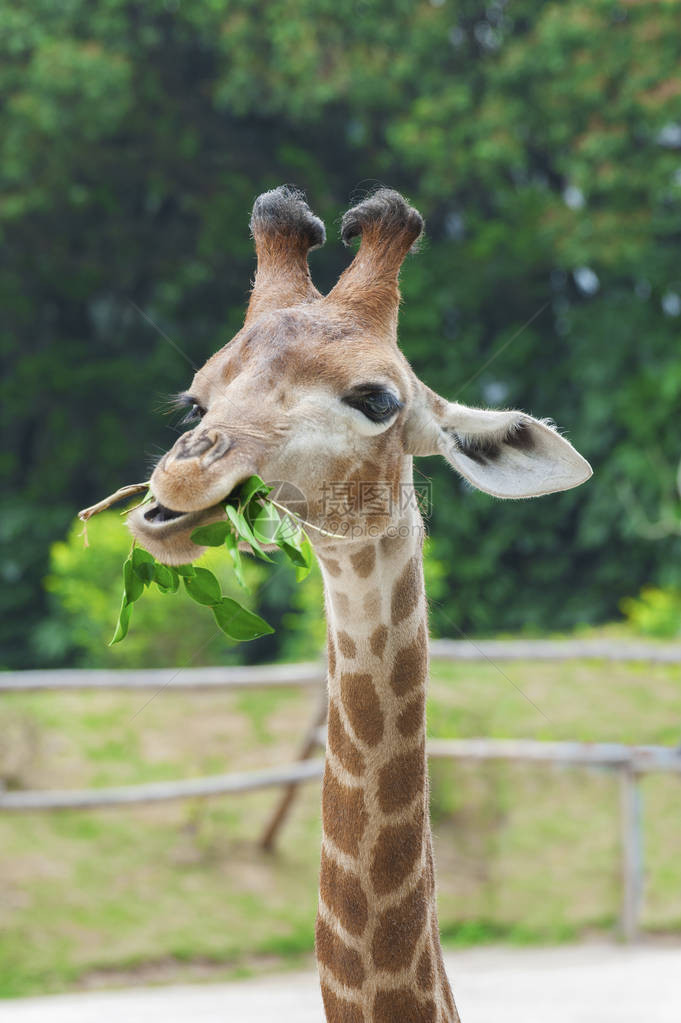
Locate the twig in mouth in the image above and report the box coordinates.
[267,498,345,539]
[78,482,151,522]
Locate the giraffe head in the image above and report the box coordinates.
[129,186,591,565]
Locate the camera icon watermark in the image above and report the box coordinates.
[251,480,309,545]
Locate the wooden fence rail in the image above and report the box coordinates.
[426,738,681,773]
[2,637,681,693]
[430,638,681,664]
[0,662,325,692]
[0,759,325,811]
[4,739,678,812]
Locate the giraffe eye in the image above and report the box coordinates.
[180,402,206,426]
[344,388,402,423]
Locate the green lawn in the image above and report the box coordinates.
[1,655,680,998]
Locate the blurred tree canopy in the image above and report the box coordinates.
[2,0,680,667]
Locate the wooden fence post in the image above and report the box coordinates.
[259,687,327,852]
[619,765,643,942]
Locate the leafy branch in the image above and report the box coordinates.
[79,476,314,646]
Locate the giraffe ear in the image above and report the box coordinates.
[404,389,592,499]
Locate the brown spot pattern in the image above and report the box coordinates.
[444,982,459,1022]
[397,694,425,737]
[320,849,368,936]
[327,456,355,491]
[322,764,368,856]
[425,834,436,896]
[363,588,381,619]
[322,557,342,577]
[390,624,427,696]
[372,876,427,973]
[435,934,458,1021]
[370,808,424,896]
[350,544,376,578]
[373,989,436,1023]
[321,984,364,1023]
[391,555,421,624]
[351,460,380,492]
[377,742,425,813]
[417,944,435,990]
[327,632,337,678]
[341,673,384,747]
[337,630,357,658]
[369,624,388,659]
[316,917,365,989]
[380,531,404,558]
[327,700,365,776]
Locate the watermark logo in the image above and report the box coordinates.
[252,481,308,544]
[319,480,431,537]
[320,480,431,520]
[253,479,432,543]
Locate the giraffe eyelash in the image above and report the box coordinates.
[170,392,206,426]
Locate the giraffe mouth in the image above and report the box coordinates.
[126,499,228,565]
[134,499,224,534]
[143,501,188,524]
[128,467,260,564]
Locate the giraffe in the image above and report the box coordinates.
[127,186,592,1022]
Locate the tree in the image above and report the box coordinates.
[2,0,679,666]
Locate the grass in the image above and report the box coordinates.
[1,655,681,997]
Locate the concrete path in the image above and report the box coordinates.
[1,943,679,1022]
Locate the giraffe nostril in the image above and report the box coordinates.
[190,432,215,457]
[170,430,224,462]
[202,433,233,466]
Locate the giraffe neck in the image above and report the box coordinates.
[316,511,460,1023]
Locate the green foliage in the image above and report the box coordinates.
[38,513,267,667]
[620,588,681,639]
[106,476,312,648]
[3,0,681,665]
[183,568,221,607]
[210,598,273,643]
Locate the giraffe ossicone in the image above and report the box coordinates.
[127,185,592,1022]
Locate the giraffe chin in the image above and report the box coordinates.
[126,501,226,566]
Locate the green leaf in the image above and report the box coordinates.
[154,563,180,593]
[131,547,154,566]
[277,539,309,569]
[225,505,272,561]
[212,597,274,641]
[224,530,248,589]
[233,474,272,508]
[250,501,281,546]
[273,511,300,544]
[110,598,132,645]
[110,554,143,644]
[183,566,222,606]
[132,546,155,585]
[124,555,144,604]
[174,564,196,577]
[295,536,314,582]
[190,521,232,547]
[272,515,313,576]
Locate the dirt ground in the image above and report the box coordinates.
[1,942,679,1023]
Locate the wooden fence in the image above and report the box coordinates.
[2,637,681,941]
